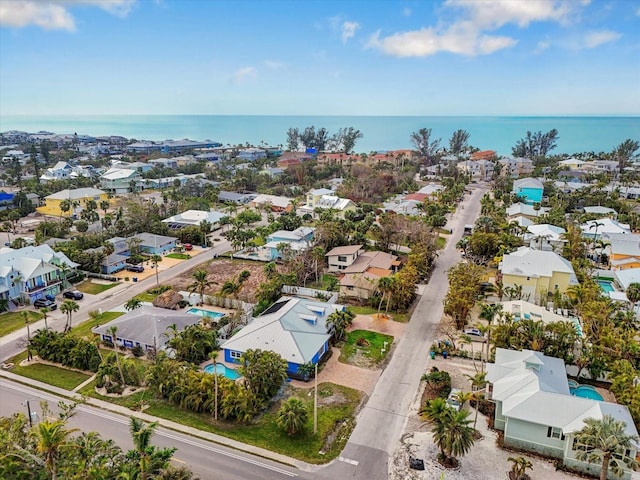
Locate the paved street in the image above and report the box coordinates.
[316,184,487,480]
[0,238,231,363]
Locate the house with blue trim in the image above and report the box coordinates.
[221,296,344,377]
[264,227,315,260]
[133,233,177,255]
[512,177,544,205]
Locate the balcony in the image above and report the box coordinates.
[26,279,61,293]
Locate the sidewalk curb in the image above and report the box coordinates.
[0,370,320,473]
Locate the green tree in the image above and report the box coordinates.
[125,298,142,311]
[238,349,288,402]
[573,415,639,480]
[150,254,162,287]
[36,419,79,480]
[327,308,355,343]
[128,417,176,480]
[508,456,533,480]
[276,397,308,436]
[188,269,214,305]
[432,406,475,466]
[107,325,126,388]
[411,128,441,165]
[449,129,470,155]
[626,282,640,307]
[60,299,79,332]
[40,306,51,329]
[22,311,33,360]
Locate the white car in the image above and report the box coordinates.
[463,328,487,341]
[446,388,462,411]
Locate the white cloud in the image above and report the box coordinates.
[0,0,135,31]
[232,66,256,84]
[402,7,412,17]
[534,39,551,54]
[582,30,621,48]
[369,0,585,57]
[264,60,283,70]
[341,20,360,43]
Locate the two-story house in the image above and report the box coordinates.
[36,188,108,218]
[263,227,315,260]
[325,245,365,272]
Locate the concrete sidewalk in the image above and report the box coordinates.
[0,369,316,471]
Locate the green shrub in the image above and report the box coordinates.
[131,345,144,357]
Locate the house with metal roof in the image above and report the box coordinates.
[250,194,294,212]
[0,244,78,303]
[299,191,356,219]
[338,251,400,300]
[512,177,544,205]
[221,296,344,376]
[603,233,640,270]
[132,233,177,255]
[36,188,108,218]
[263,227,315,260]
[487,348,638,479]
[525,224,567,252]
[325,245,365,272]
[217,191,257,205]
[506,202,549,221]
[162,210,226,230]
[100,168,143,194]
[581,219,631,240]
[499,247,578,301]
[92,305,198,351]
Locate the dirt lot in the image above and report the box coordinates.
[170,258,270,303]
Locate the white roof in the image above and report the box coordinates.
[101,168,138,180]
[416,184,444,195]
[580,218,631,236]
[315,195,354,210]
[583,206,617,215]
[500,300,576,326]
[506,203,549,218]
[513,177,544,189]
[525,224,566,242]
[487,348,639,440]
[614,268,640,291]
[162,210,226,226]
[0,244,78,281]
[222,297,342,364]
[45,187,105,201]
[558,158,585,166]
[500,247,577,281]
[309,188,333,196]
[252,194,292,208]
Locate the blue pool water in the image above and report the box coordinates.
[186,307,225,320]
[570,385,604,401]
[203,363,241,380]
[597,280,615,293]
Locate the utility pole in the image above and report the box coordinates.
[313,362,318,434]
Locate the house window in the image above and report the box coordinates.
[526,277,530,281]
[572,438,594,452]
[613,449,633,460]
[547,426,565,440]
[338,256,347,262]
[230,351,242,359]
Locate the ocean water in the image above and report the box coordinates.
[1,115,638,156]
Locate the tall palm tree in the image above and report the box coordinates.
[128,417,175,480]
[377,276,394,316]
[150,255,161,287]
[107,325,126,388]
[276,397,308,436]
[22,311,32,360]
[40,307,51,330]
[432,407,476,465]
[188,269,214,306]
[36,420,78,480]
[573,415,639,480]
[60,299,79,332]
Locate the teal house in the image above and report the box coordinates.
[512,177,544,205]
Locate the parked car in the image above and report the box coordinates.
[183,243,193,251]
[463,328,487,341]
[33,298,57,310]
[446,388,462,411]
[126,264,144,273]
[63,290,84,300]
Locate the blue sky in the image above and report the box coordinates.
[1,0,639,115]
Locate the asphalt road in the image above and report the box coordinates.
[0,378,312,480]
[0,238,231,363]
[316,184,487,480]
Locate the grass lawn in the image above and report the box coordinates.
[80,381,361,463]
[341,330,394,365]
[165,253,191,260]
[75,280,119,295]
[348,305,409,323]
[437,236,447,249]
[134,292,158,302]
[0,310,44,337]
[70,311,124,339]
[10,351,91,390]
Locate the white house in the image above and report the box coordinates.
[487,348,639,480]
[100,168,143,194]
[525,224,567,252]
[162,210,227,230]
[580,218,631,240]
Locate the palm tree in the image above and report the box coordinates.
[626,282,640,310]
[128,417,175,480]
[377,276,394,316]
[59,199,71,221]
[40,307,51,330]
[60,299,79,332]
[326,309,355,343]
[36,419,78,480]
[107,325,126,388]
[124,298,142,311]
[150,255,161,287]
[22,311,32,360]
[276,397,308,436]
[432,407,476,466]
[188,269,214,305]
[573,415,639,480]
[507,456,533,480]
[199,220,212,247]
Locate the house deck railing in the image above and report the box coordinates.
[26,279,61,293]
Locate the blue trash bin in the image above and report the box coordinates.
[442,351,448,359]
[132,277,138,283]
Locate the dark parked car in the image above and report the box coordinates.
[33,298,57,310]
[63,290,84,300]
[126,264,144,273]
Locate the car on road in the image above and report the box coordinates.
[33,298,57,310]
[446,388,462,411]
[463,328,487,341]
[126,264,145,273]
[63,290,84,300]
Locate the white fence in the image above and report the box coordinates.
[281,285,338,304]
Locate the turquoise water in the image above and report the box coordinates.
[597,280,615,293]
[1,115,638,155]
[186,307,225,320]
[203,363,241,380]
[570,385,604,401]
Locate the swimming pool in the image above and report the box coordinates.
[597,279,615,293]
[570,385,604,401]
[186,307,225,320]
[203,363,241,380]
